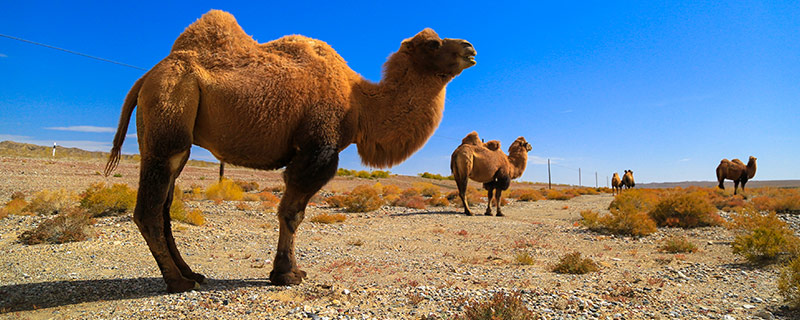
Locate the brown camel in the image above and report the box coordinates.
[450,132,531,216]
[104,10,475,293]
[621,170,635,189]
[611,172,622,195]
[716,156,757,195]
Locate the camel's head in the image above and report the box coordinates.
[749,156,757,163]
[509,137,532,154]
[400,28,476,78]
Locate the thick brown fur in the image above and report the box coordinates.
[611,172,622,195]
[716,156,757,195]
[104,10,475,292]
[450,132,532,216]
[460,131,499,151]
[622,170,635,189]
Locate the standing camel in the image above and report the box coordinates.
[622,170,635,189]
[611,172,622,195]
[716,156,757,195]
[104,10,476,293]
[451,132,532,216]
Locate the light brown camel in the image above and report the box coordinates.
[450,133,531,216]
[611,172,622,195]
[622,170,635,189]
[104,10,475,293]
[716,156,757,195]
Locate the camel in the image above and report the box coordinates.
[450,132,532,216]
[103,10,475,293]
[611,172,622,195]
[716,156,757,195]
[621,170,635,189]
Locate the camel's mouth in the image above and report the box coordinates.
[463,55,476,66]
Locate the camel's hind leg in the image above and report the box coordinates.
[163,150,205,284]
[455,175,472,216]
[270,143,339,286]
[733,180,740,195]
[483,182,495,216]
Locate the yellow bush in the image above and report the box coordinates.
[427,193,450,207]
[326,194,348,208]
[508,188,544,201]
[79,183,137,216]
[649,190,722,228]
[751,188,800,213]
[515,252,536,265]
[205,179,244,201]
[413,182,441,197]
[779,257,800,309]
[608,189,660,213]
[545,189,577,200]
[380,183,402,197]
[552,252,599,274]
[2,198,30,216]
[309,212,346,224]
[185,209,206,226]
[730,208,800,263]
[19,208,95,244]
[581,207,657,237]
[343,185,384,212]
[25,189,78,215]
[446,187,484,207]
[393,193,427,209]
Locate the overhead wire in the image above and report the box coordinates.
[0,33,147,71]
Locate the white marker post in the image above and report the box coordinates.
[52,142,57,157]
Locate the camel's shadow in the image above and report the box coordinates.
[0,277,268,313]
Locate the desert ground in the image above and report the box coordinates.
[0,156,797,319]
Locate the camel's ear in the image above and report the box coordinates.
[424,39,441,50]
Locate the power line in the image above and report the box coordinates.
[0,33,147,71]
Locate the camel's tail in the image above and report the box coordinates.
[104,74,146,177]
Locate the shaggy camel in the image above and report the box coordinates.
[611,172,622,195]
[451,132,532,216]
[104,10,475,292]
[622,170,635,189]
[716,156,757,195]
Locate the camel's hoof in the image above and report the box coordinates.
[484,211,493,216]
[186,272,206,284]
[465,211,474,216]
[166,278,199,293]
[269,268,307,286]
[496,212,505,217]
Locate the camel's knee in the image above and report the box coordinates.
[284,145,338,194]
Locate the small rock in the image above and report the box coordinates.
[754,310,774,320]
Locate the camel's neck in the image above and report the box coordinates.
[747,160,757,179]
[352,53,449,168]
[507,152,528,180]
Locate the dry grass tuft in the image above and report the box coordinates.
[19,208,95,244]
[751,188,800,213]
[205,179,244,201]
[343,185,384,212]
[779,257,800,310]
[507,188,544,201]
[413,182,441,197]
[2,197,30,217]
[545,189,577,200]
[426,193,450,207]
[25,189,78,215]
[552,252,600,274]
[453,291,536,320]
[514,252,536,265]
[649,190,722,228]
[729,208,800,263]
[234,180,259,192]
[659,236,698,253]
[580,208,657,237]
[79,183,136,216]
[309,212,346,224]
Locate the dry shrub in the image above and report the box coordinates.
[235,202,251,210]
[659,236,698,253]
[574,187,600,195]
[370,170,391,179]
[355,170,371,179]
[649,190,722,228]
[394,192,427,209]
[779,257,800,309]
[242,193,260,201]
[447,187,484,207]
[343,185,384,212]
[336,168,355,176]
[413,182,441,197]
[258,192,280,208]
[205,179,244,201]
[514,252,535,265]
[453,291,535,320]
[545,189,577,200]
[508,188,544,201]
[729,208,800,263]
[580,208,657,237]
[79,183,136,216]
[2,198,30,216]
[608,189,660,214]
[426,194,450,207]
[19,208,95,244]
[25,189,78,215]
[380,183,402,197]
[751,188,800,213]
[309,212,346,224]
[552,252,599,274]
[234,180,259,192]
[326,194,348,208]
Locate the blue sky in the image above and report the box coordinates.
[1,1,798,185]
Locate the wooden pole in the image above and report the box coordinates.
[547,159,551,189]
[595,172,598,188]
[219,162,225,182]
[578,168,581,186]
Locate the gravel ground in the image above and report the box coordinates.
[0,157,798,319]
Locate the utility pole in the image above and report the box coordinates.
[595,171,598,188]
[547,159,551,189]
[578,168,581,186]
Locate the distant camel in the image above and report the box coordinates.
[104,10,475,292]
[611,172,622,194]
[622,170,635,189]
[451,132,532,216]
[716,156,757,195]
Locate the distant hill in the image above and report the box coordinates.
[0,141,217,167]
[638,180,800,189]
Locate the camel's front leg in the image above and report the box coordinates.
[270,144,338,286]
